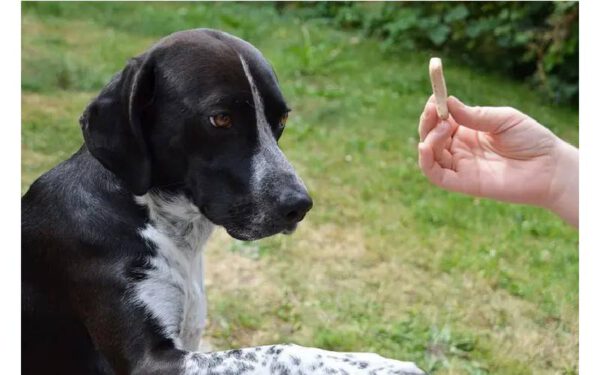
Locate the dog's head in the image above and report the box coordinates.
[80,29,312,240]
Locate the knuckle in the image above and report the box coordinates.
[502,106,520,115]
[472,105,485,118]
[501,107,527,129]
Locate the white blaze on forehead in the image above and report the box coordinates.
[239,55,270,136]
[239,54,275,194]
[238,54,309,219]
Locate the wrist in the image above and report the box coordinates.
[543,138,579,227]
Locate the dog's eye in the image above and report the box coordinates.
[279,113,288,128]
[209,114,232,128]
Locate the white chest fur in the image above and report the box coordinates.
[134,193,214,351]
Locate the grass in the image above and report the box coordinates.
[21,3,579,374]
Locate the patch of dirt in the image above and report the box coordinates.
[204,228,274,294]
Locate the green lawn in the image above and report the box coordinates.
[21,3,579,374]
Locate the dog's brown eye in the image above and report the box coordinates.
[209,114,232,128]
[280,113,288,128]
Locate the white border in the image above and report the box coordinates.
[0,0,21,374]
[579,1,599,374]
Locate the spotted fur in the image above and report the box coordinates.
[182,345,425,375]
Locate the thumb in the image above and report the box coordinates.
[447,96,522,134]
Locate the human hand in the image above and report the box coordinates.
[418,95,578,227]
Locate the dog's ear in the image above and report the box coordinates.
[80,53,156,195]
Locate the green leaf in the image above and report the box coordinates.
[428,24,451,46]
[444,4,469,22]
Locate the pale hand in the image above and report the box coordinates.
[417,95,578,227]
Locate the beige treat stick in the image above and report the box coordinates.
[429,57,448,120]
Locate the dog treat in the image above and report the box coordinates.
[429,57,448,120]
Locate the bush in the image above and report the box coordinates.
[296,2,578,106]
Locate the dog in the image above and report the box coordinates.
[22,29,424,375]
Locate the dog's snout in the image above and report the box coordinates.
[279,191,313,224]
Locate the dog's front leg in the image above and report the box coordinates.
[181,344,425,375]
[73,274,423,374]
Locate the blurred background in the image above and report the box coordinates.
[22,2,578,374]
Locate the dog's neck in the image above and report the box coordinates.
[133,191,212,350]
[135,191,214,253]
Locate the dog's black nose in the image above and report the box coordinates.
[279,191,313,224]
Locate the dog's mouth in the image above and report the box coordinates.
[222,220,299,241]
[198,199,305,241]
[281,222,298,235]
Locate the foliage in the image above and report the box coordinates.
[297,2,579,106]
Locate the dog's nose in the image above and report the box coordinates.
[279,191,313,224]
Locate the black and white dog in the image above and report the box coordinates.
[22,29,424,375]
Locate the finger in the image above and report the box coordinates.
[418,142,435,172]
[447,96,523,134]
[438,148,453,169]
[418,143,463,191]
[423,120,453,159]
[429,125,453,169]
[426,94,436,105]
[445,115,460,144]
[418,102,439,142]
[447,114,460,135]
[444,136,452,151]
